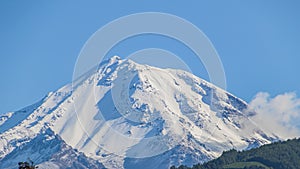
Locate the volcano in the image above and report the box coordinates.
[0,56,278,169]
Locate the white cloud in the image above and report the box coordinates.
[248,92,300,139]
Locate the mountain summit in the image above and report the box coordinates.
[0,57,278,169]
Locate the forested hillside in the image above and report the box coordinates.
[172,138,300,169]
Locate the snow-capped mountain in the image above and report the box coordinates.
[0,56,278,169]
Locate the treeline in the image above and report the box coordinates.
[171,138,300,169]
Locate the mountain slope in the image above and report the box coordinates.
[0,56,278,169]
[0,128,105,169]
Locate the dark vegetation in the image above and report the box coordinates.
[171,138,300,169]
[18,158,38,169]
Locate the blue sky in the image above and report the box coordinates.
[1,1,300,114]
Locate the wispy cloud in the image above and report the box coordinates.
[248,92,300,139]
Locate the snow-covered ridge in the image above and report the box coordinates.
[0,56,278,169]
